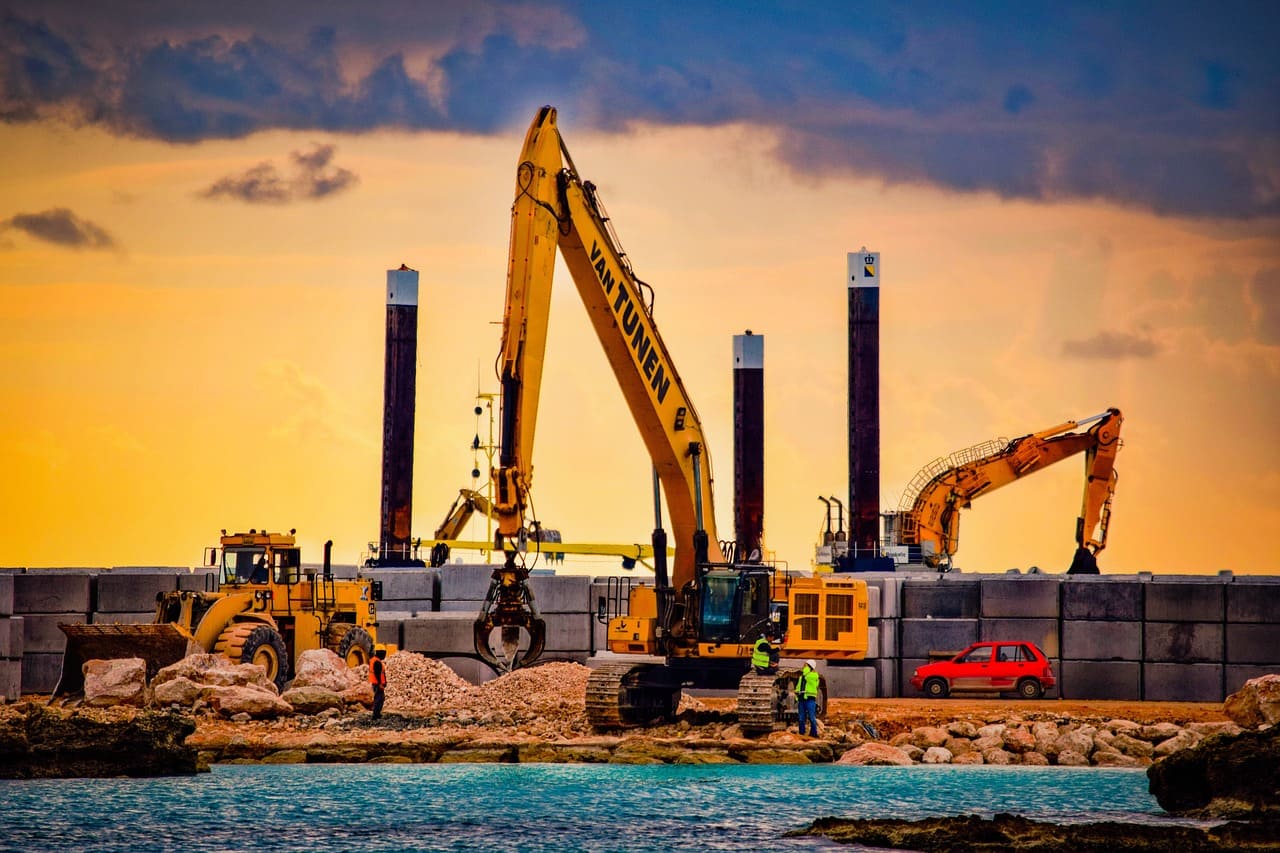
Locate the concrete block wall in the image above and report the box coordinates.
[6,570,95,694]
[364,568,441,616]
[0,576,18,701]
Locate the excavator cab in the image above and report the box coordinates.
[698,569,772,644]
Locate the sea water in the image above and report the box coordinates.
[1,763,1176,852]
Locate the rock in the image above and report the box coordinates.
[0,704,200,778]
[921,746,953,764]
[1139,722,1184,743]
[281,686,345,715]
[947,720,979,738]
[972,734,1003,752]
[1021,751,1050,766]
[1105,718,1141,733]
[291,649,361,693]
[1153,730,1200,757]
[1112,732,1155,760]
[152,654,277,695]
[943,736,974,757]
[1031,721,1059,754]
[981,748,1014,765]
[952,751,983,765]
[1001,727,1036,753]
[836,742,913,766]
[789,812,1280,851]
[152,676,202,707]
[1092,748,1141,767]
[976,723,1005,739]
[910,726,950,749]
[1224,675,1280,730]
[1189,721,1243,738]
[1148,726,1280,819]
[899,744,923,762]
[1057,749,1089,766]
[1052,727,1094,760]
[83,658,148,708]
[204,685,293,719]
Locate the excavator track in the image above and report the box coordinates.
[737,670,793,734]
[585,662,678,729]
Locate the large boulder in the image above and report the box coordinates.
[1224,674,1280,730]
[281,685,345,715]
[83,658,148,708]
[291,649,363,693]
[150,654,290,718]
[152,654,278,695]
[1148,726,1280,819]
[836,743,913,766]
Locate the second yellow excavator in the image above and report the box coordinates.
[889,408,1124,572]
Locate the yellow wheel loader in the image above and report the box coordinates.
[55,530,389,696]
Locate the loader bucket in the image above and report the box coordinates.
[54,622,199,698]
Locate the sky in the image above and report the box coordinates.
[0,1,1277,575]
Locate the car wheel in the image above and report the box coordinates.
[1017,678,1044,700]
[923,677,949,699]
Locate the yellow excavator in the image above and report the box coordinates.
[890,408,1124,572]
[55,530,387,695]
[479,105,870,731]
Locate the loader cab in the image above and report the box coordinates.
[698,568,772,644]
[215,534,303,586]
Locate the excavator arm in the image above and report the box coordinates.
[895,408,1123,571]
[479,106,725,668]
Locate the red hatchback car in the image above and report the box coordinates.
[910,641,1056,699]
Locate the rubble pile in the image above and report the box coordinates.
[383,652,471,710]
[463,661,590,715]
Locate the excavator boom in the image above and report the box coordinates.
[894,408,1123,570]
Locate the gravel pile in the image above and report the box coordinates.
[464,661,590,715]
[383,653,471,711]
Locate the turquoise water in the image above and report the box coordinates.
[1,764,1169,852]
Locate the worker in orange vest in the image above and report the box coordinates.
[369,645,388,721]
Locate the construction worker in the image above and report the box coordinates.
[796,660,820,737]
[751,634,777,675]
[369,645,388,721]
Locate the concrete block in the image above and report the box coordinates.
[402,614,476,655]
[1144,622,1223,663]
[14,573,92,613]
[1061,577,1143,621]
[1062,620,1141,661]
[178,570,219,592]
[1227,582,1280,623]
[528,575,591,614]
[866,585,881,620]
[900,618,979,659]
[362,570,441,605]
[1,659,19,701]
[0,574,12,616]
[0,616,23,658]
[979,618,1060,658]
[902,579,980,619]
[437,656,500,685]
[437,600,485,613]
[20,652,63,694]
[1226,624,1280,664]
[980,577,1060,618]
[871,618,898,658]
[372,599,436,616]
[438,564,497,602]
[864,626,880,660]
[22,613,89,653]
[874,658,898,697]
[899,659,930,697]
[1145,579,1224,622]
[1226,665,1280,695]
[372,617,403,650]
[95,572,177,613]
[89,612,155,626]
[868,576,900,618]
[1144,663,1223,702]
[823,664,877,698]
[542,612,592,653]
[1059,660,1140,700]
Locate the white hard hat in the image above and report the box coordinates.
[807,659,818,670]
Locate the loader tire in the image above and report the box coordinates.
[215,622,288,691]
[329,623,374,668]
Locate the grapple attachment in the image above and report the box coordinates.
[54,623,199,697]
[473,562,546,672]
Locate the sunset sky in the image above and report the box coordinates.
[1,2,1277,575]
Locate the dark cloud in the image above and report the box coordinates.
[1,208,116,248]
[202,143,357,203]
[1251,268,1280,346]
[1062,330,1161,360]
[1,3,1278,219]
